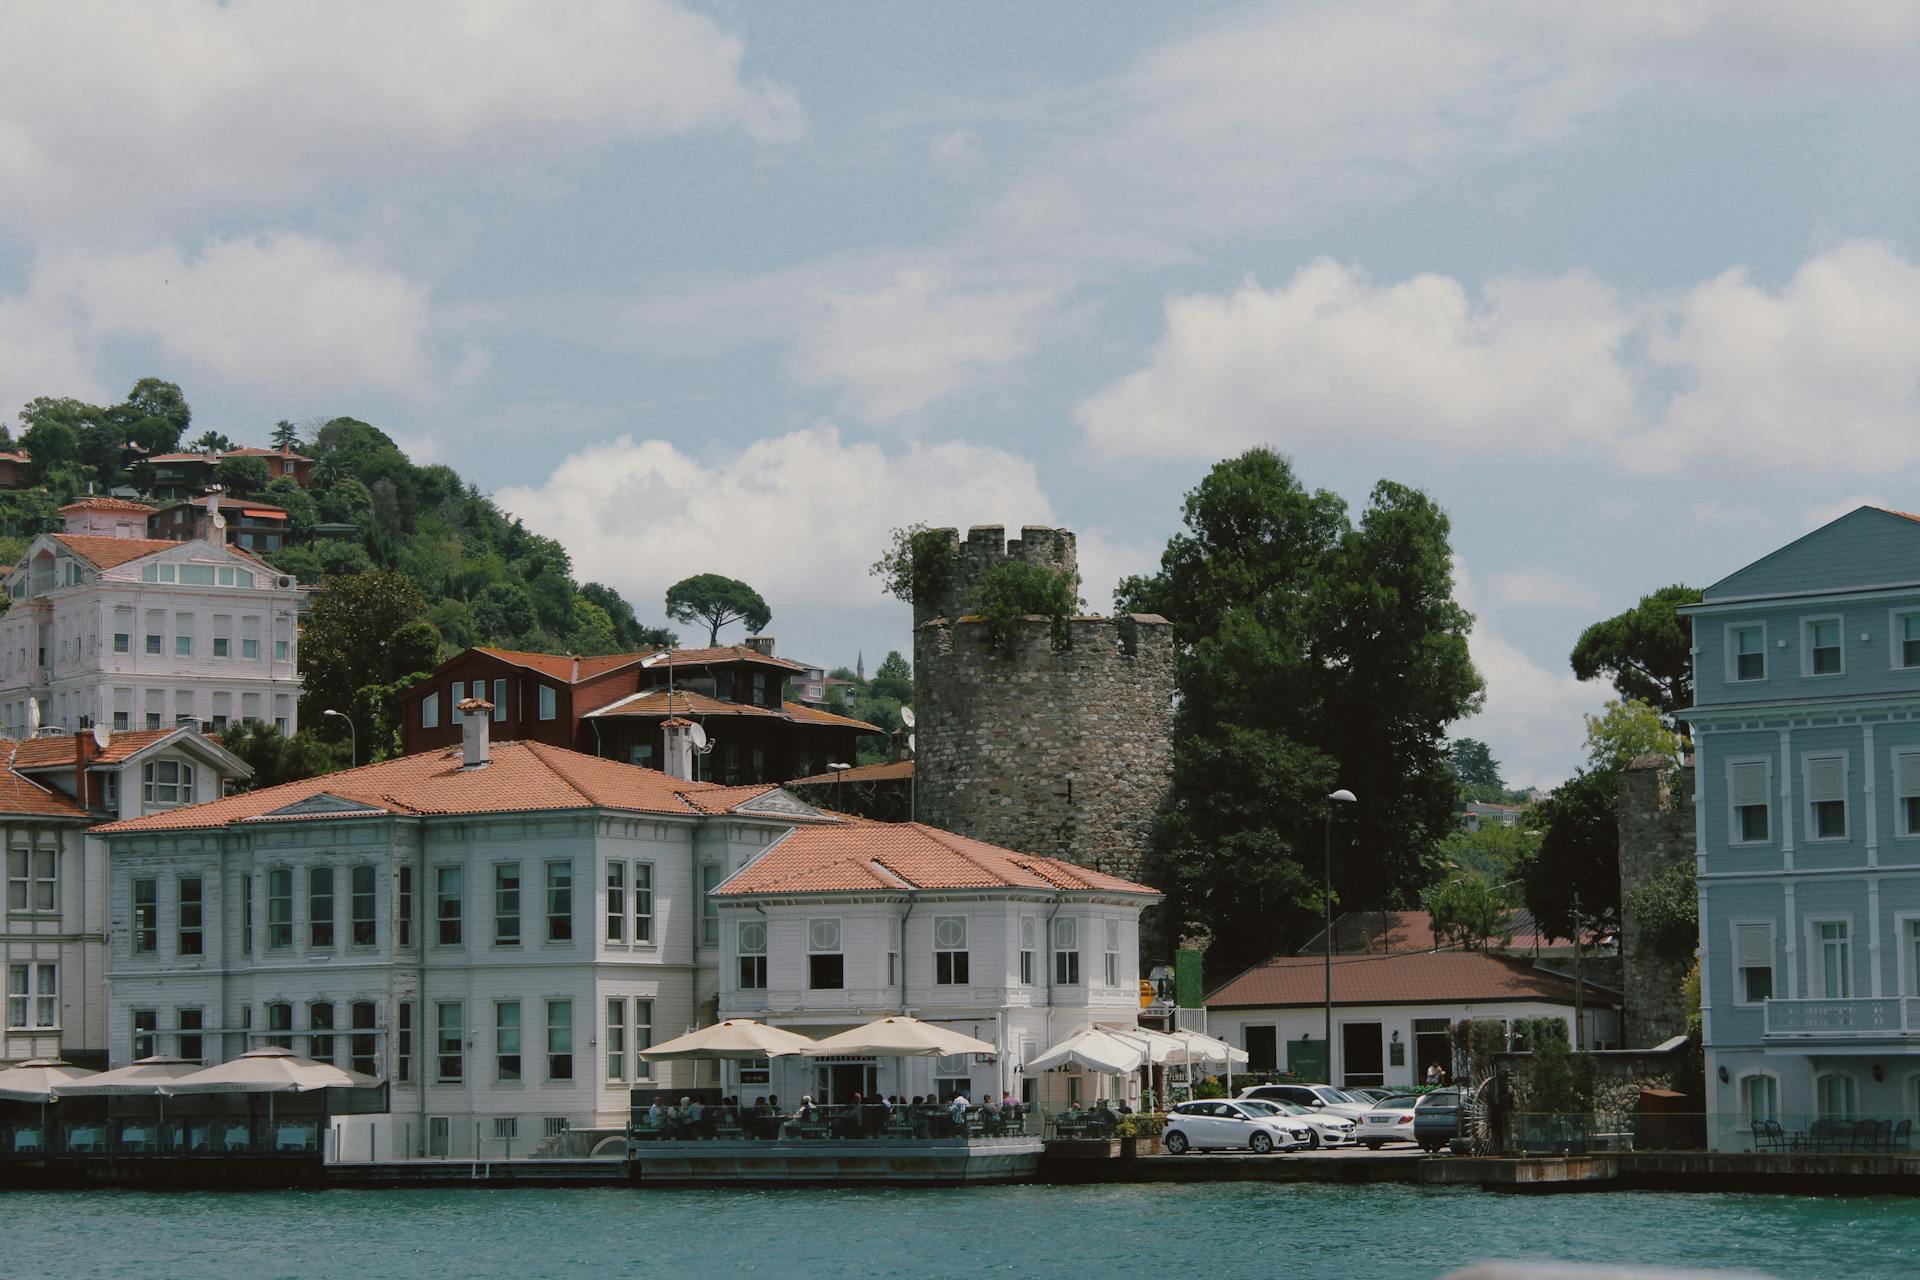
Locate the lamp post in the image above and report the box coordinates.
[323,708,356,768]
[1323,788,1356,1080]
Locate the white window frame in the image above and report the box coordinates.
[737,920,768,991]
[141,759,195,807]
[807,917,844,990]
[1897,912,1920,998]
[1807,916,1854,1000]
[933,915,969,986]
[1104,917,1121,988]
[421,692,439,729]
[6,844,57,915]
[1728,919,1775,1008]
[1726,757,1773,847]
[538,685,557,721]
[606,997,626,1082]
[1736,1069,1780,1123]
[496,999,522,1083]
[633,999,653,1081]
[1801,752,1849,843]
[1890,608,1920,672]
[1815,1070,1859,1120]
[633,862,654,944]
[1895,748,1920,839]
[1725,620,1768,684]
[1053,916,1081,986]
[606,862,625,943]
[1800,614,1845,678]
[5,961,57,1029]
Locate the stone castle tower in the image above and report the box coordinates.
[911,524,1174,879]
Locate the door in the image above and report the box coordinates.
[1413,1018,1451,1084]
[814,1061,877,1104]
[427,1116,450,1158]
[1342,1022,1384,1087]
[1188,1102,1228,1149]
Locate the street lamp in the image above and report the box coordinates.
[1323,788,1356,1080]
[323,708,356,768]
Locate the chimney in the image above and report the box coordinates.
[661,717,694,781]
[744,636,775,657]
[202,488,224,544]
[73,729,97,808]
[459,699,493,768]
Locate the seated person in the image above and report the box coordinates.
[947,1091,972,1135]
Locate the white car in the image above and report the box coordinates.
[1163,1100,1313,1155]
[1237,1097,1357,1148]
[1238,1083,1375,1124]
[1357,1095,1420,1149]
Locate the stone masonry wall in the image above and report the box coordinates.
[912,525,1174,879]
[1618,758,1696,1048]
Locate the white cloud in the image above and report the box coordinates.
[1080,241,1920,475]
[1077,259,1636,459]
[928,129,987,183]
[1489,568,1605,615]
[495,426,1065,627]
[6,234,463,406]
[0,0,801,236]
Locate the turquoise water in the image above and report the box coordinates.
[8,1184,1920,1279]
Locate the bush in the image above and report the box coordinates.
[967,561,1081,650]
[1114,1112,1166,1139]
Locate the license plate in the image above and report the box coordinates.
[1367,1116,1391,1124]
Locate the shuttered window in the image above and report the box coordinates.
[1897,752,1920,837]
[1736,924,1773,1004]
[1805,755,1847,840]
[1730,761,1770,844]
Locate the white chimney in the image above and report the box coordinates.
[661,718,693,781]
[459,699,492,768]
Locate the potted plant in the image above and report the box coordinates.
[1114,1112,1167,1158]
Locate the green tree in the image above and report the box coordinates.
[1570,585,1701,724]
[214,454,271,496]
[298,571,441,729]
[270,419,302,452]
[578,581,673,650]
[664,573,771,646]
[565,598,621,656]
[1448,738,1504,801]
[1435,819,1540,882]
[114,378,191,453]
[1582,698,1681,773]
[1422,870,1517,952]
[966,561,1080,648]
[194,430,236,453]
[869,651,912,703]
[1118,448,1483,969]
[219,721,343,789]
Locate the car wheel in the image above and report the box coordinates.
[1250,1131,1274,1155]
[1165,1130,1190,1155]
[1307,1129,1322,1149]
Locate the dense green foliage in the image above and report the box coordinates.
[1625,861,1701,957]
[664,573,772,647]
[9,377,194,498]
[1118,448,1484,970]
[1422,869,1518,952]
[1447,738,1504,801]
[966,560,1080,649]
[829,650,913,766]
[1569,585,1700,726]
[870,523,955,607]
[219,721,347,789]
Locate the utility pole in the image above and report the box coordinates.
[1572,891,1584,1052]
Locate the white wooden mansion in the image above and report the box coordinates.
[0,495,306,740]
[95,710,1158,1156]
[1,726,248,1067]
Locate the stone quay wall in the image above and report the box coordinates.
[911,525,1173,879]
[1617,758,1697,1048]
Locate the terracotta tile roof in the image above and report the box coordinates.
[1205,950,1617,1010]
[57,497,153,515]
[52,534,182,570]
[0,762,89,819]
[0,451,29,464]
[93,740,774,833]
[8,727,210,770]
[788,760,914,786]
[589,689,880,733]
[1296,909,1601,956]
[172,495,288,514]
[220,447,313,462]
[469,647,649,682]
[717,822,1159,897]
[658,645,808,673]
[146,452,220,465]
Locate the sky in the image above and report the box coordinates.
[4,1,1920,788]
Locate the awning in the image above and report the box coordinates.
[1024,1029,1145,1076]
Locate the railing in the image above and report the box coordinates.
[1762,997,1920,1039]
[0,1118,323,1158]
[626,1101,1068,1143]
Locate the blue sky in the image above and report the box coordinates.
[5,2,1920,786]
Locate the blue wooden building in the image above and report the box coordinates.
[1684,506,1920,1149]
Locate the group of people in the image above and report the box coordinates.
[634,1090,1030,1140]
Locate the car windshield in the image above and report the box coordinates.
[1314,1088,1360,1105]
[1238,1100,1285,1118]
[1421,1091,1459,1107]
[1374,1096,1418,1109]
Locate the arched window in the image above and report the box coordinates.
[1815,1071,1858,1120]
[1738,1071,1779,1122]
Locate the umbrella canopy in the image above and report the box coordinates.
[639,1019,818,1061]
[802,1016,995,1058]
[1105,1027,1190,1065]
[0,1058,97,1102]
[1024,1028,1145,1076]
[54,1056,203,1098]
[1165,1029,1249,1067]
[166,1046,381,1095]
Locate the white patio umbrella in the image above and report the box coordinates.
[1026,1028,1146,1076]
[166,1046,381,1130]
[802,1016,996,1105]
[1165,1029,1249,1067]
[639,1019,817,1061]
[0,1057,97,1102]
[55,1056,203,1127]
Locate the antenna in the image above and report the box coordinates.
[899,705,915,729]
[92,723,110,751]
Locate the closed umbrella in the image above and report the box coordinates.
[640,1019,817,1061]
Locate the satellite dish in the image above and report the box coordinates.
[899,705,915,728]
[92,723,111,751]
[907,733,915,755]
[211,513,227,530]
[688,722,709,752]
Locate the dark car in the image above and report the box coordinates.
[1412,1089,1461,1152]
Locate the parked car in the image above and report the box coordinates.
[1413,1089,1463,1152]
[1346,1087,1396,1104]
[1163,1100,1313,1155]
[1358,1095,1420,1149]
[1237,1097,1358,1148]
[1238,1083,1374,1123]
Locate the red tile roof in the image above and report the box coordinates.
[0,760,90,819]
[1296,909,1601,956]
[659,645,808,673]
[788,760,914,786]
[469,647,649,682]
[588,689,881,733]
[145,452,220,465]
[1205,950,1617,1010]
[717,822,1159,897]
[93,740,774,833]
[220,447,313,462]
[57,497,153,515]
[52,534,182,570]
[8,727,214,770]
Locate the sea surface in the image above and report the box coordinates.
[10,1183,1918,1279]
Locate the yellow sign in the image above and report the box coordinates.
[1138,979,1155,1009]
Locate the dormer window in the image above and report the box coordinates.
[142,760,195,807]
